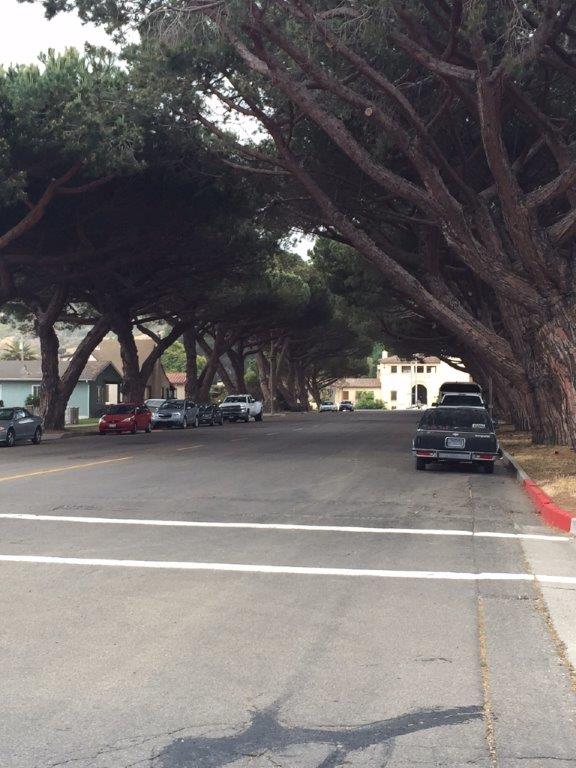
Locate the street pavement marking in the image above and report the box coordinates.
[0,514,568,541]
[0,457,133,483]
[176,446,201,452]
[0,554,575,584]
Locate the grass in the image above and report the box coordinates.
[500,426,576,513]
[66,418,99,429]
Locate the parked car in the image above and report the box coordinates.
[145,398,167,413]
[339,400,354,412]
[198,403,224,426]
[0,407,43,447]
[220,395,263,422]
[152,399,199,429]
[412,406,500,473]
[319,401,338,412]
[99,404,152,434]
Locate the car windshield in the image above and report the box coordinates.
[160,401,185,411]
[419,408,492,431]
[146,399,165,408]
[322,401,334,405]
[0,408,15,420]
[441,395,483,406]
[105,405,135,415]
[224,396,246,403]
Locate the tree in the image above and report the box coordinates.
[0,339,37,361]
[50,0,576,443]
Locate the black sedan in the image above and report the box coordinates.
[198,403,224,426]
[412,406,500,473]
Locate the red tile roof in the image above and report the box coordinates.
[166,372,186,385]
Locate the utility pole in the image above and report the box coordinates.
[269,340,275,416]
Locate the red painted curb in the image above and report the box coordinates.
[523,479,576,533]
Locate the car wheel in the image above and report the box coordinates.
[32,427,42,445]
[415,457,426,471]
[255,412,263,422]
[483,462,495,474]
[244,414,250,423]
[181,417,188,429]
[6,429,15,448]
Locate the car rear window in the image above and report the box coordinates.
[419,408,492,431]
[105,405,135,415]
[441,394,483,406]
[0,408,15,420]
[161,401,185,410]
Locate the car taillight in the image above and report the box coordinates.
[474,453,494,460]
[416,450,436,457]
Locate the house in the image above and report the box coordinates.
[377,352,470,409]
[331,378,382,406]
[0,360,123,418]
[166,372,186,399]
[89,335,173,400]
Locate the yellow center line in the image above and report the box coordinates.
[0,456,133,483]
[176,446,201,452]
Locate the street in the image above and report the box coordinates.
[1,411,576,768]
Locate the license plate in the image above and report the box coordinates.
[108,423,116,428]
[446,437,465,448]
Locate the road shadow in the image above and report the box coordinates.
[153,702,482,767]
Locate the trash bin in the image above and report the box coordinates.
[65,407,80,425]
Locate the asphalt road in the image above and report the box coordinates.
[1,411,575,768]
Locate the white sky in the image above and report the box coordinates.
[0,0,114,67]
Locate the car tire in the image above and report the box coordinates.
[6,429,15,448]
[255,412,263,422]
[244,414,250,423]
[483,462,495,475]
[415,457,426,471]
[32,427,42,445]
[181,417,188,430]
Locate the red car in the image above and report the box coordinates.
[99,404,152,434]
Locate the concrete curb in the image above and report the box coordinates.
[504,449,576,534]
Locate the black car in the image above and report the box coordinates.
[339,400,354,412]
[198,403,224,426]
[412,406,500,473]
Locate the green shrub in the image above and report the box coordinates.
[25,394,40,407]
[355,398,386,410]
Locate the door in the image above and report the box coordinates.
[187,401,197,422]
[15,409,34,438]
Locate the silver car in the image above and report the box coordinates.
[152,399,199,429]
[0,407,43,447]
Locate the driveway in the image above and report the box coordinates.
[0,411,575,767]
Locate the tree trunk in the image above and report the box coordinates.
[197,330,224,402]
[183,328,199,400]
[38,321,65,430]
[228,343,247,392]
[256,351,272,408]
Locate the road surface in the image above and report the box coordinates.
[1,411,575,767]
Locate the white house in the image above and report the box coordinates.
[377,352,470,409]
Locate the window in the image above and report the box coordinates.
[96,385,105,404]
[426,365,436,373]
[401,365,410,373]
[390,391,397,401]
[417,365,424,373]
[390,366,397,373]
[342,390,349,400]
[32,385,41,398]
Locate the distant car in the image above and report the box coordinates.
[145,398,167,413]
[319,401,338,412]
[339,400,354,412]
[412,406,500,474]
[0,407,43,447]
[439,393,485,408]
[220,395,263,422]
[152,399,199,429]
[198,403,224,426]
[99,404,152,434]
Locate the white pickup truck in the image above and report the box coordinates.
[220,394,264,422]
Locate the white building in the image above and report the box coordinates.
[331,352,470,409]
[377,352,470,409]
